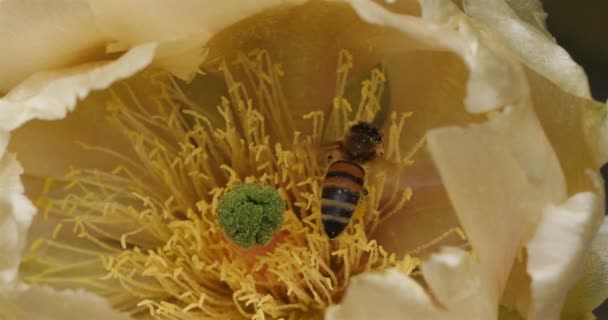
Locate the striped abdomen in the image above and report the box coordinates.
[321,160,365,238]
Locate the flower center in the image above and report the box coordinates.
[21,50,460,319]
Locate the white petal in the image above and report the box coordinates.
[88,0,306,81]
[347,0,526,112]
[562,216,608,318]
[88,0,305,45]
[0,43,155,132]
[422,247,496,319]
[0,153,36,287]
[463,0,591,98]
[582,101,608,167]
[0,284,132,320]
[503,0,550,34]
[0,0,106,92]
[527,192,604,320]
[152,35,208,81]
[326,269,438,320]
[327,248,494,320]
[426,104,567,300]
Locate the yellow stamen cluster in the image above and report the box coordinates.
[23,50,422,320]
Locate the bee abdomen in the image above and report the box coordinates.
[321,160,365,238]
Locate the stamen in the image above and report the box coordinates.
[19,49,459,319]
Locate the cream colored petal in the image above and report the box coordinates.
[325,269,438,320]
[326,248,494,320]
[525,69,602,192]
[0,0,106,92]
[426,104,567,300]
[463,0,591,98]
[89,0,304,45]
[152,35,208,81]
[527,192,603,320]
[0,284,132,320]
[0,153,36,287]
[562,216,608,318]
[347,0,525,113]
[8,94,135,188]
[504,0,550,35]
[206,1,431,126]
[422,247,496,319]
[581,101,608,168]
[88,0,306,81]
[0,43,155,132]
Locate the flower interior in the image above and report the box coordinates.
[19,47,467,319]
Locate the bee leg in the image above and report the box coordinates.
[326,154,333,164]
[363,188,368,196]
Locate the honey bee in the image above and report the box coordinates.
[321,121,383,238]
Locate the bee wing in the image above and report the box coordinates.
[366,155,440,194]
[319,141,343,152]
[371,63,391,129]
[321,61,391,144]
[312,141,343,165]
[367,157,403,173]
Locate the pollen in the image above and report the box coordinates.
[218,183,286,248]
[22,50,436,319]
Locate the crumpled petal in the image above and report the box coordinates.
[0,1,604,320]
[330,190,603,320]
[0,43,155,132]
[562,216,608,318]
[581,101,608,167]
[0,153,37,287]
[1,0,305,106]
[88,0,306,81]
[527,192,603,320]
[0,0,106,92]
[463,0,591,99]
[503,0,550,34]
[333,2,603,319]
[421,248,495,319]
[348,0,525,113]
[325,270,437,320]
[426,103,566,300]
[524,70,603,192]
[326,248,494,320]
[88,0,305,46]
[0,284,133,320]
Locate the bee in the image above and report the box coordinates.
[321,121,383,238]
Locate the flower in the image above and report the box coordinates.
[0,1,606,320]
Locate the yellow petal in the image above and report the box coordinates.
[0,44,154,289]
[422,247,496,319]
[0,154,36,286]
[525,70,602,192]
[526,192,603,320]
[0,284,133,320]
[562,217,608,318]
[426,103,567,300]
[328,248,495,319]
[0,0,106,92]
[463,0,591,98]
[581,100,608,168]
[348,0,525,113]
[89,0,305,45]
[326,269,438,320]
[503,0,550,34]
[0,44,155,131]
[88,0,306,81]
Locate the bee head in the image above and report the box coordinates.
[343,122,383,162]
[350,122,382,145]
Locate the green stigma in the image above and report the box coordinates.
[217,183,286,248]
